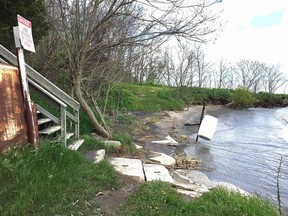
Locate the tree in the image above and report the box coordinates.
[234,59,264,93]
[213,59,230,88]
[174,42,196,87]
[193,43,212,88]
[263,64,286,94]
[0,0,48,51]
[40,0,221,138]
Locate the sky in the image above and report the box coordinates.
[206,0,288,77]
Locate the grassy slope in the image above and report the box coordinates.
[118,182,279,216]
[0,142,118,215]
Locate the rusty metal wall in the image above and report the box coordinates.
[0,63,28,152]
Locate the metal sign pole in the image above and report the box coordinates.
[13,26,38,146]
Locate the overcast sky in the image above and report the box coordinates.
[207,0,288,76]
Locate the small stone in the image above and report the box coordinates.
[134,143,143,149]
[94,149,105,164]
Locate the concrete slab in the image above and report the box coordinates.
[172,171,209,193]
[143,164,174,184]
[108,157,145,181]
[148,151,176,166]
[151,135,178,146]
[174,170,215,189]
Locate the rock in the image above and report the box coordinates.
[143,164,174,184]
[108,157,145,181]
[216,182,250,196]
[174,170,216,189]
[148,151,176,166]
[94,149,105,164]
[103,140,121,148]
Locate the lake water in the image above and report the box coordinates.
[185,107,288,209]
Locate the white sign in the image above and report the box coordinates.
[17,15,35,52]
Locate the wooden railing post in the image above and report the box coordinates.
[75,110,80,140]
[60,106,67,147]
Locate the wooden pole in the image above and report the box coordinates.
[13,26,39,146]
[196,102,206,142]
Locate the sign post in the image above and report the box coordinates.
[13,15,39,147]
[17,15,35,52]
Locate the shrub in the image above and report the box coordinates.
[230,88,256,109]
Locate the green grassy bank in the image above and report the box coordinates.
[103,83,288,113]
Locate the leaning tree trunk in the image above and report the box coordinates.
[75,73,112,139]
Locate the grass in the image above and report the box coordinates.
[105,83,185,112]
[0,142,118,215]
[118,182,280,216]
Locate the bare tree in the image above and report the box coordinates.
[170,42,196,87]
[193,43,212,88]
[234,59,264,93]
[213,59,230,88]
[263,64,286,94]
[39,0,221,138]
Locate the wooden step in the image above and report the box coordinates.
[39,125,61,135]
[68,139,84,151]
[38,118,52,125]
[66,132,74,140]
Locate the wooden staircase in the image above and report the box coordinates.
[0,44,84,150]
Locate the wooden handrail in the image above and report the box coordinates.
[0,44,79,110]
[0,44,80,144]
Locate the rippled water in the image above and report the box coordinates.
[186,107,288,208]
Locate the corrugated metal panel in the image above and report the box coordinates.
[0,63,28,152]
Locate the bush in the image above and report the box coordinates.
[230,88,256,109]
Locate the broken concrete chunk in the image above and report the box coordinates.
[216,182,250,196]
[143,164,174,184]
[176,189,201,198]
[148,151,176,166]
[172,171,209,193]
[151,135,178,146]
[108,157,145,181]
[174,170,216,189]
